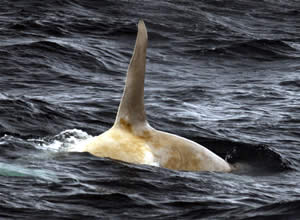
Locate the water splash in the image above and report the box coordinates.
[34,129,92,152]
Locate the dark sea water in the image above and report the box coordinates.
[0,0,300,219]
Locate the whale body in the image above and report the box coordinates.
[74,20,232,172]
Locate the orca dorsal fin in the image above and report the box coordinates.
[114,20,148,128]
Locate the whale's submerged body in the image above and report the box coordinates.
[73,20,232,172]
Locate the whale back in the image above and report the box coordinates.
[114,20,148,128]
[77,20,232,172]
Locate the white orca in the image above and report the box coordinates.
[74,20,232,172]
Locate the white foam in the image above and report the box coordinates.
[35,129,93,152]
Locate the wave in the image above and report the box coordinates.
[185,39,300,60]
[0,94,80,137]
[240,200,300,219]
[0,162,58,181]
[1,39,99,63]
[279,80,300,88]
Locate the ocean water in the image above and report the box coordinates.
[0,0,300,219]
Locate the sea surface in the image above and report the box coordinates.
[0,0,300,219]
